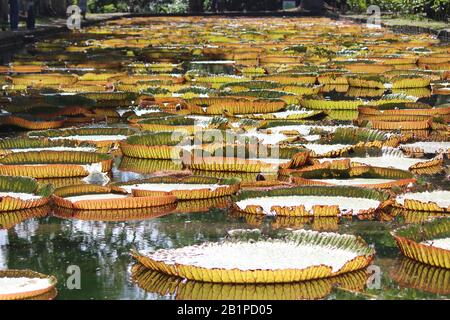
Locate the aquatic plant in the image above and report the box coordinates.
[131,229,374,283]
[0,176,53,212]
[120,132,186,160]
[0,152,113,178]
[115,176,240,200]
[131,263,367,300]
[395,190,450,212]
[53,184,177,210]
[0,270,57,300]
[233,185,389,217]
[392,218,450,269]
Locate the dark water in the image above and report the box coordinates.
[1,39,449,301]
[0,154,447,300]
[1,202,449,300]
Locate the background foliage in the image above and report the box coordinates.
[83,0,449,21]
[0,0,448,21]
[345,0,449,21]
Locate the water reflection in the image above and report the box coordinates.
[391,258,450,296]
[0,209,250,299]
[1,209,450,299]
[0,230,8,269]
[0,205,50,230]
[188,61,236,75]
[229,211,373,232]
[391,208,446,224]
[131,263,368,300]
[53,204,177,222]
[173,197,231,214]
[1,20,450,301]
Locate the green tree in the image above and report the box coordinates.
[188,0,203,12]
[0,0,8,25]
[37,0,73,16]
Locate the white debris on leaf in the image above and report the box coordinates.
[235,195,380,216]
[303,134,321,142]
[116,108,130,117]
[133,108,161,117]
[400,142,450,154]
[246,158,291,165]
[319,156,426,171]
[49,135,128,142]
[241,129,290,145]
[421,237,450,251]
[142,240,359,272]
[187,115,214,127]
[304,144,351,155]
[396,190,450,208]
[82,162,110,185]
[0,192,41,201]
[315,178,396,186]
[252,110,315,119]
[0,277,52,295]
[120,183,223,193]
[10,147,97,153]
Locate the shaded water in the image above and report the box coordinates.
[1,209,449,300]
[1,153,449,300]
[1,28,449,300]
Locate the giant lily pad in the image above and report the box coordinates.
[0,270,57,300]
[0,151,113,178]
[392,218,450,269]
[131,263,367,300]
[115,176,240,200]
[0,176,53,212]
[53,184,177,210]
[131,229,374,283]
[233,186,389,217]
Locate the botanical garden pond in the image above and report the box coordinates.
[0,16,449,300]
[2,207,450,300]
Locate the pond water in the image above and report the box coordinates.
[0,17,449,300]
[1,206,449,300]
[0,154,448,299]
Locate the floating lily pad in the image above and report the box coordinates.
[0,176,53,212]
[53,184,177,210]
[392,218,450,269]
[131,229,374,283]
[0,270,57,300]
[233,185,388,217]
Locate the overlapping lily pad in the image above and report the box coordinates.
[28,127,137,147]
[115,176,240,200]
[0,151,113,178]
[53,184,177,210]
[394,190,450,212]
[1,14,449,300]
